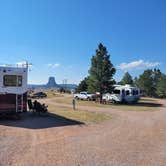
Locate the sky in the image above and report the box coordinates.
[0,0,166,84]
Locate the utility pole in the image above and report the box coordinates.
[63,79,67,91]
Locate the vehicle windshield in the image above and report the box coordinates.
[113,89,120,94]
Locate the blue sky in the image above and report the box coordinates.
[0,0,166,84]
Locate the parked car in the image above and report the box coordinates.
[74,92,96,101]
[31,92,47,98]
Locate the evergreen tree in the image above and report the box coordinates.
[121,72,133,85]
[156,74,166,98]
[76,77,90,92]
[133,77,139,87]
[136,68,164,97]
[88,43,116,96]
[138,69,155,97]
[151,68,162,96]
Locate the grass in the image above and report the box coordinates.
[110,104,156,111]
[46,92,64,98]
[48,105,112,124]
[42,89,64,98]
[53,97,109,107]
[51,96,161,112]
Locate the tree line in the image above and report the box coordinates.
[76,43,166,98]
[119,69,166,98]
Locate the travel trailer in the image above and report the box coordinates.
[0,65,28,114]
[102,84,141,103]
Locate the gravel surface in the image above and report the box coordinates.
[0,98,166,166]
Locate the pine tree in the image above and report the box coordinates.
[156,74,166,98]
[76,77,90,92]
[88,43,116,97]
[138,69,155,97]
[121,72,133,85]
[133,77,139,87]
[152,68,162,96]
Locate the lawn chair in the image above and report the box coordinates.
[27,99,35,112]
[33,100,48,115]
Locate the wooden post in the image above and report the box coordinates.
[21,94,23,112]
[72,99,76,110]
[16,94,18,112]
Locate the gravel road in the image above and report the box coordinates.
[0,98,166,166]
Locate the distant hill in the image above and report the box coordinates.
[28,77,77,89]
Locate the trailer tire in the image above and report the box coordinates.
[122,99,126,104]
[87,97,90,101]
[112,99,116,104]
[75,96,79,100]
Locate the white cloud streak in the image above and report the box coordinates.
[118,60,160,70]
[48,63,61,68]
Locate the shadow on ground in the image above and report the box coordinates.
[134,101,163,107]
[140,98,157,102]
[118,102,163,107]
[0,112,84,129]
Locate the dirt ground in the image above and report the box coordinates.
[0,98,166,166]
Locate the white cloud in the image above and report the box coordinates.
[0,64,6,67]
[48,63,61,68]
[118,60,160,70]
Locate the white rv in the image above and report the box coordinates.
[102,84,141,103]
[0,66,28,114]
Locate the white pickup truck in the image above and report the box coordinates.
[74,92,95,101]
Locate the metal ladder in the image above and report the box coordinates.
[16,94,24,112]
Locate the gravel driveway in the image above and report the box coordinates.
[0,98,166,166]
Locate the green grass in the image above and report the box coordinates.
[48,105,112,123]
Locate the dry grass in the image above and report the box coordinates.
[116,98,160,111]
[48,105,112,123]
[42,89,64,98]
[51,96,161,112]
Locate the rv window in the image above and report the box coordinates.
[126,90,130,95]
[132,90,136,95]
[3,75,22,87]
[113,89,120,94]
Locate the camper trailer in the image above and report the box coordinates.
[0,66,28,114]
[102,84,141,104]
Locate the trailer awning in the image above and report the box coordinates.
[0,87,27,95]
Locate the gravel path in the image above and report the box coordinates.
[0,98,166,166]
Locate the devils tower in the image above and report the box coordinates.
[29,76,77,89]
[46,77,57,88]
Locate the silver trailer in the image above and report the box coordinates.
[103,84,141,103]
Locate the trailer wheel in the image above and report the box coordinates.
[75,96,79,100]
[112,99,116,104]
[87,97,90,101]
[122,99,127,104]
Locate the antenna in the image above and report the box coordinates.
[16,61,33,72]
[25,61,33,72]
